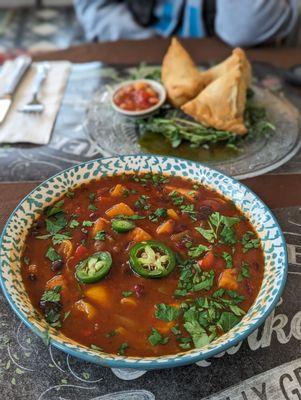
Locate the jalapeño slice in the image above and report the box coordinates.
[76,251,112,284]
[112,219,135,233]
[129,240,176,278]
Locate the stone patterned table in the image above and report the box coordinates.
[0,39,301,399]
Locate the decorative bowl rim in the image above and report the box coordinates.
[0,154,288,370]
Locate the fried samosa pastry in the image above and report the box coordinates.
[181,62,249,135]
[162,38,206,107]
[199,48,252,90]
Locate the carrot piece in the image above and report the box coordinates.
[128,227,152,242]
[218,269,238,291]
[91,217,109,237]
[111,184,127,197]
[156,219,175,235]
[154,320,174,334]
[105,202,134,218]
[167,208,179,220]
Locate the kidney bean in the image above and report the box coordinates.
[51,260,63,272]
[134,284,145,298]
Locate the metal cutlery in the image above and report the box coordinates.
[0,55,32,124]
[19,63,49,114]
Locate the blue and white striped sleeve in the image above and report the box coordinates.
[74,0,155,41]
[215,0,299,47]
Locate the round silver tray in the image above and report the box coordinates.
[84,84,300,180]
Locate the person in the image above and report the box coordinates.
[74,0,299,47]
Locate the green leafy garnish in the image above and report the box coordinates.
[174,261,214,297]
[45,200,64,217]
[237,262,250,281]
[69,219,79,229]
[148,328,169,346]
[222,251,233,268]
[41,285,61,303]
[179,204,197,221]
[88,204,98,212]
[82,220,93,227]
[188,244,209,258]
[118,342,129,355]
[149,208,167,222]
[52,232,72,245]
[114,214,145,220]
[196,212,239,245]
[242,231,260,252]
[135,195,150,210]
[23,256,30,265]
[106,330,117,338]
[169,190,185,206]
[122,291,133,298]
[45,247,61,262]
[217,312,241,332]
[155,304,180,322]
[94,230,106,241]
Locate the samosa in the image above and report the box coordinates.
[162,38,206,107]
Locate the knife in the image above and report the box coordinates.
[0,55,32,124]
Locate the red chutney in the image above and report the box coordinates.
[113,81,160,111]
[21,174,264,357]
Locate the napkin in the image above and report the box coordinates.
[0,61,71,145]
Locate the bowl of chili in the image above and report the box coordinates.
[0,155,287,370]
[111,79,166,116]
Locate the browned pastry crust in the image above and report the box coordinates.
[161,38,207,107]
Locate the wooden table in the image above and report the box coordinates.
[1,38,301,400]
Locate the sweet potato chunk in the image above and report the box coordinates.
[91,217,109,237]
[167,208,179,220]
[85,285,109,307]
[111,184,127,197]
[128,227,152,242]
[105,202,134,218]
[156,219,175,235]
[120,297,137,307]
[218,269,238,291]
[74,299,97,321]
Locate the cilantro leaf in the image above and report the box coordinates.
[45,200,64,217]
[118,342,129,355]
[155,304,180,322]
[217,311,241,332]
[94,230,106,241]
[45,247,61,262]
[237,262,250,281]
[41,285,61,303]
[242,231,260,252]
[148,328,169,346]
[222,251,233,268]
[149,208,167,222]
[188,244,209,258]
[183,320,210,348]
[88,204,98,212]
[122,291,133,298]
[82,220,93,227]
[69,219,79,229]
[52,232,72,245]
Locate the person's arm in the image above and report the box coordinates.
[74,0,155,41]
[215,0,299,47]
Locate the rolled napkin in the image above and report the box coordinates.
[0,60,71,145]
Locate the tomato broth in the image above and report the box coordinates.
[21,173,264,357]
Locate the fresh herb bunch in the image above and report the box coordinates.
[139,88,275,150]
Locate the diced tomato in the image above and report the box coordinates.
[74,244,88,259]
[198,251,216,269]
[113,82,160,111]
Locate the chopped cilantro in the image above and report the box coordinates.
[149,208,167,222]
[135,195,150,210]
[52,232,72,245]
[155,304,180,322]
[188,244,209,258]
[88,204,98,212]
[217,312,241,332]
[180,204,197,221]
[148,328,169,346]
[171,325,181,335]
[118,342,129,355]
[196,212,239,244]
[222,251,233,268]
[122,291,133,298]
[94,230,106,241]
[45,200,64,217]
[41,285,61,303]
[89,193,96,202]
[175,261,215,297]
[242,231,260,252]
[169,190,185,206]
[45,247,61,262]
[63,311,71,321]
[66,190,75,199]
[69,219,79,229]
[237,262,250,281]
[82,220,93,227]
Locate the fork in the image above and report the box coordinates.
[19,63,49,114]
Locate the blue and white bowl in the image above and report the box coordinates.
[0,155,287,370]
